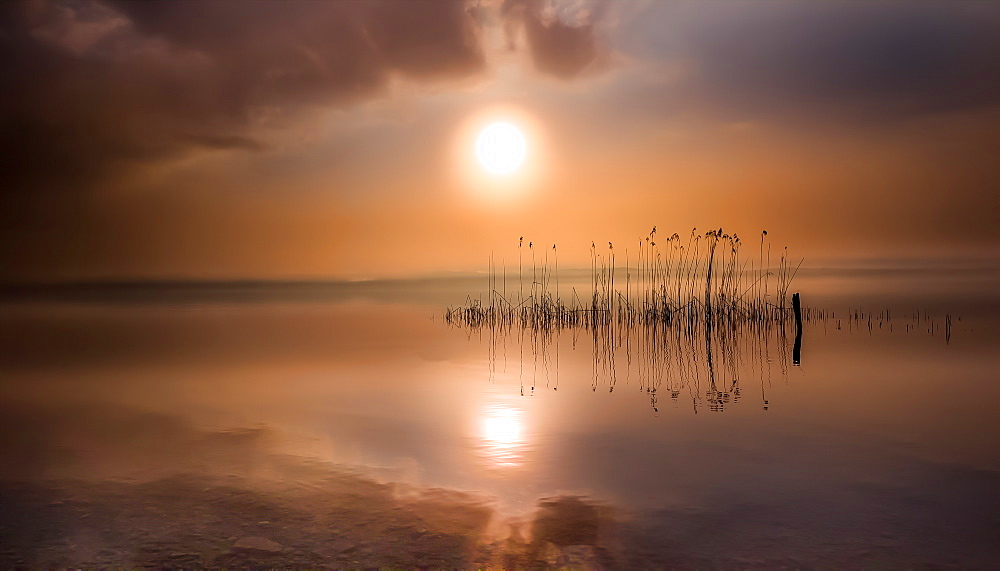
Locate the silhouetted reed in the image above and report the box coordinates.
[445,227,816,333]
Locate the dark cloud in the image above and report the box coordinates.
[502,0,606,79]
[0,0,486,193]
[628,2,1000,121]
[183,133,266,152]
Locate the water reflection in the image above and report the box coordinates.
[1,270,992,568]
[453,313,804,413]
[479,405,526,468]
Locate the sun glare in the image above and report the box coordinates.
[452,108,543,198]
[476,122,526,175]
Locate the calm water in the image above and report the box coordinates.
[1,267,998,567]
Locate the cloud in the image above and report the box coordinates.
[0,0,487,193]
[625,2,1000,122]
[0,0,621,194]
[502,0,608,79]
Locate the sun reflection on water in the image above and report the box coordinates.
[479,405,527,469]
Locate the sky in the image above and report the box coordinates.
[1,0,999,281]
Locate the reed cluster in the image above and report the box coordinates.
[446,227,808,332]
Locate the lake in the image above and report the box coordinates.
[1,266,998,567]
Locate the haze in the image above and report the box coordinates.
[2,0,999,281]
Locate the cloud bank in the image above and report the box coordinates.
[0,0,610,193]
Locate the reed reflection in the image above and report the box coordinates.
[461,310,802,413]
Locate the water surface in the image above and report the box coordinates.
[1,267,998,567]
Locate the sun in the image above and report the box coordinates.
[476,122,526,175]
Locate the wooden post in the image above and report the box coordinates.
[792,292,802,365]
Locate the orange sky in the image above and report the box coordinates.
[1,0,999,281]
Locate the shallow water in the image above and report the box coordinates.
[1,267,998,567]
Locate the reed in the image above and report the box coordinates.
[445,227,811,333]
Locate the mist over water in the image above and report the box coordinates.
[1,266,998,567]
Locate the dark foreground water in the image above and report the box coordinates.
[1,267,998,568]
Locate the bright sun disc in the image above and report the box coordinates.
[476,122,526,175]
